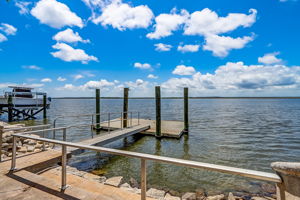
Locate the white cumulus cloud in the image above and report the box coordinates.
[57,79,115,91]
[0,23,17,35]
[203,34,254,57]
[147,74,158,79]
[41,78,52,82]
[177,44,200,53]
[15,1,32,15]
[258,52,282,65]
[172,65,196,75]
[51,43,98,64]
[53,28,90,43]
[0,33,8,42]
[184,8,257,36]
[57,76,67,81]
[73,74,84,81]
[22,65,42,70]
[93,0,154,31]
[147,9,188,39]
[30,0,83,29]
[154,43,172,52]
[134,62,152,70]
[163,61,300,95]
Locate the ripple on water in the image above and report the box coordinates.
[14,98,300,194]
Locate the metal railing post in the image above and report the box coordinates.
[141,159,147,200]
[10,136,17,171]
[61,144,67,191]
[0,132,2,162]
[120,112,123,129]
[63,128,67,141]
[91,115,94,130]
[130,112,132,127]
[42,129,46,151]
[108,113,111,133]
[53,119,56,139]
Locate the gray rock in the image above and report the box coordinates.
[26,145,35,152]
[18,146,27,153]
[182,192,197,200]
[120,183,137,193]
[3,136,13,143]
[261,183,276,194]
[206,194,225,200]
[105,176,123,187]
[228,192,235,200]
[146,188,166,199]
[196,188,207,200]
[35,143,44,149]
[23,139,30,144]
[34,149,40,153]
[28,140,36,145]
[98,176,107,183]
[164,193,181,200]
[2,143,9,148]
[129,177,139,188]
[2,131,13,138]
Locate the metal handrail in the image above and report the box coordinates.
[52,111,140,139]
[2,124,51,132]
[10,133,281,200]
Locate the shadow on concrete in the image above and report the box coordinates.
[6,172,80,200]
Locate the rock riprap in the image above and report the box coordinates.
[1,122,52,160]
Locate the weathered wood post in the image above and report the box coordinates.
[95,89,100,130]
[8,94,13,122]
[184,87,189,133]
[272,162,300,200]
[155,86,161,137]
[43,94,47,119]
[123,88,129,128]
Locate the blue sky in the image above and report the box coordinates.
[0,0,300,97]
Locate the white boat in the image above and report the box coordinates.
[0,86,51,121]
[0,86,51,108]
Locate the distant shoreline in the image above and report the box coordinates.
[52,97,300,99]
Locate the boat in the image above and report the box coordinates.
[0,86,51,121]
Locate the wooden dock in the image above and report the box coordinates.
[101,118,184,138]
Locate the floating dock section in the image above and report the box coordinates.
[100,118,184,138]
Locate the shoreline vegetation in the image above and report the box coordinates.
[52,96,300,99]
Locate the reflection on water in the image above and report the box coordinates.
[3,98,300,194]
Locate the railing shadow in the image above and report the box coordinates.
[6,172,80,200]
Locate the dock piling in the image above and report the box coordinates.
[184,87,189,133]
[123,88,129,128]
[43,94,47,119]
[155,86,161,137]
[95,89,100,130]
[8,94,13,122]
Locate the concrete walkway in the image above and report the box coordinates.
[0,150,153,200]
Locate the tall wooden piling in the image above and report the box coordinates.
[155,86,161,137]
[43,94,47,119]
[184,87,189,133]
[95,89,100,130]
[8,94,13,122]
[123,88,129,128]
